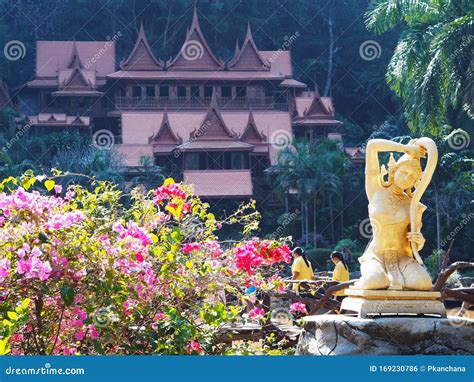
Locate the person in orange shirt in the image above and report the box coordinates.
[330,251,350,301]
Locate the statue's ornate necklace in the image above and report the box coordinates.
[386,190,408,213]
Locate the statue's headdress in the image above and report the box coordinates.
[380,153,423,196]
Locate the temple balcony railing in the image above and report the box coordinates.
[114,96,289,111]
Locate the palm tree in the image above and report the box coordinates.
[365,0,473,135]
[271,139,348,247]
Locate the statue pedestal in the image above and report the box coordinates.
[340,289,446,318]
[297,315,474,355]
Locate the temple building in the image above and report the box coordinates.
[18,9,343,199]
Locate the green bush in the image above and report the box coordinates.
[334,238,362,253]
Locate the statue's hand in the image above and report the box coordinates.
[404,142,427,158]
[407,232,425,251]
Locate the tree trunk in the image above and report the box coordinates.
[329,194,335,244]
[323,8,334,97]
[301,199,305,243]
[305,200,309,247]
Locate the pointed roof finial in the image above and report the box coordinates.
[227,22,267,70]
[67,41,84,69]
[234,40,240,57]
[192,6,199,26]
[246,22,253,39]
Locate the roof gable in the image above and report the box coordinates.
[149,110,182,144]
[167,8,224,70]
[121,22,164,70]
[191,94,237,140]
[240,111,266,142]
[304,92,331,117]
[61,66,93,89]
[228,24,268,71]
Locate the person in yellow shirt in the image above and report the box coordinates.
[330,251,350,300]
[291,247,314,293]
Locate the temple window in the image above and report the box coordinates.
[177,86,186,98]
[236,86,246,98]
[132,86,142,97]
[191,86,200,99]
[221,86,231,98]
[204,86,213,98]
[159,85,169,98]
[146,86,155,97]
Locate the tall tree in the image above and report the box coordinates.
[365,0,473,136]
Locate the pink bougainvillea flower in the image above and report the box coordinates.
[183,242,201,254]
[0,258,10,281]
[54,185,62,194]
[74,330,85,341]
[89,325,100,340]
[248,307,265,320]
[234,240,263,275]
[290,302,307,315]
[185,340,203,354]
[154,182,187,205]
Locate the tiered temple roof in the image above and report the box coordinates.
[294,91,342,126]
[120,22,164,70]
[28,41,115,88]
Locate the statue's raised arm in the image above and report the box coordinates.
[355,138,437,291]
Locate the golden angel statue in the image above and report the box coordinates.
[354,138,438,291]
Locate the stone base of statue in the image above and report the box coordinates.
[340,289,446,318]
[296,315,474,355]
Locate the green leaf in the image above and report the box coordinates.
[45,179,55,191]
[60,286,75,306]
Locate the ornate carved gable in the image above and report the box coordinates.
[304,91,331,117]
[228,24,268,71]
[149,110,182,144]
[121,22,164,70]
[167,8,224,70]
[62,67,92,89]
[66,42,84,69]
[61,42,93,89]
[241,111,266,143]
[192,94,236,140]
[70,115,86,126]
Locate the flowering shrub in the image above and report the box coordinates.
[0,171,290,355]
[289,302,307,315]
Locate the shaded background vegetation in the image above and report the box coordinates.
[0,0,472,276]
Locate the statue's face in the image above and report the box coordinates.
[394,163,418,190]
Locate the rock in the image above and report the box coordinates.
[296,315,474,355]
